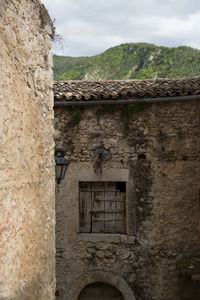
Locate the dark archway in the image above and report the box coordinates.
[78,282,124,300]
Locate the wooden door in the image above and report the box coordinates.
[78,282,124,300]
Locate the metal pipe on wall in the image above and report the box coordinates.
[54,94,200,107]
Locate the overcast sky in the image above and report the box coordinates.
[42,0,200,57]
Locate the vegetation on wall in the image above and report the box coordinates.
[53,43,200,80]
[95,104,144,134]
[67,103,144,130]
[120,104,144,133]
[68,106,84,124]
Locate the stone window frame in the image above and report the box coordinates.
[77,168,136,237]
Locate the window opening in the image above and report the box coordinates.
[79,181,126,234]
[116,182,126,193]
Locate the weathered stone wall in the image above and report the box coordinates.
[55,100,200,300]
[0,1,55,299]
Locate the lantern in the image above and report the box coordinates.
[55,151,69,185]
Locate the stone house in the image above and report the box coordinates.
[54,78,200,300]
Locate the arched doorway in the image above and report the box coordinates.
[78,282,124,300]
[67,270,136,300]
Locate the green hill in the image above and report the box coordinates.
[53,43,200,80]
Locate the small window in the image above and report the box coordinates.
[79,182,126,234]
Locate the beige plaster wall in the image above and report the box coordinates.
[55,100,200,300]
[0,1,55,299]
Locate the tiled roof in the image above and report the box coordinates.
[54,77,200,101]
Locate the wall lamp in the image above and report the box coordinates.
[55,150,69,185]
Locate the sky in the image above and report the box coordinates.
[42,0,200,57]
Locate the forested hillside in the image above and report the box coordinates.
[53,43,200,80]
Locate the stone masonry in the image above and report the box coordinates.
[0,1,55,299]
[55,95,200,300]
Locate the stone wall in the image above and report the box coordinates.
[55,100,200,300]
[0,1,55,299]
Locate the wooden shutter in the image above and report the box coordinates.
[79,182,126,233]
[79,182,92,233]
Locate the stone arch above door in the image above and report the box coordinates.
[67,269,136,300]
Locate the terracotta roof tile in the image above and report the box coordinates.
[54,77,200,101]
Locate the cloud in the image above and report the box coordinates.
[42,0,200,56]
